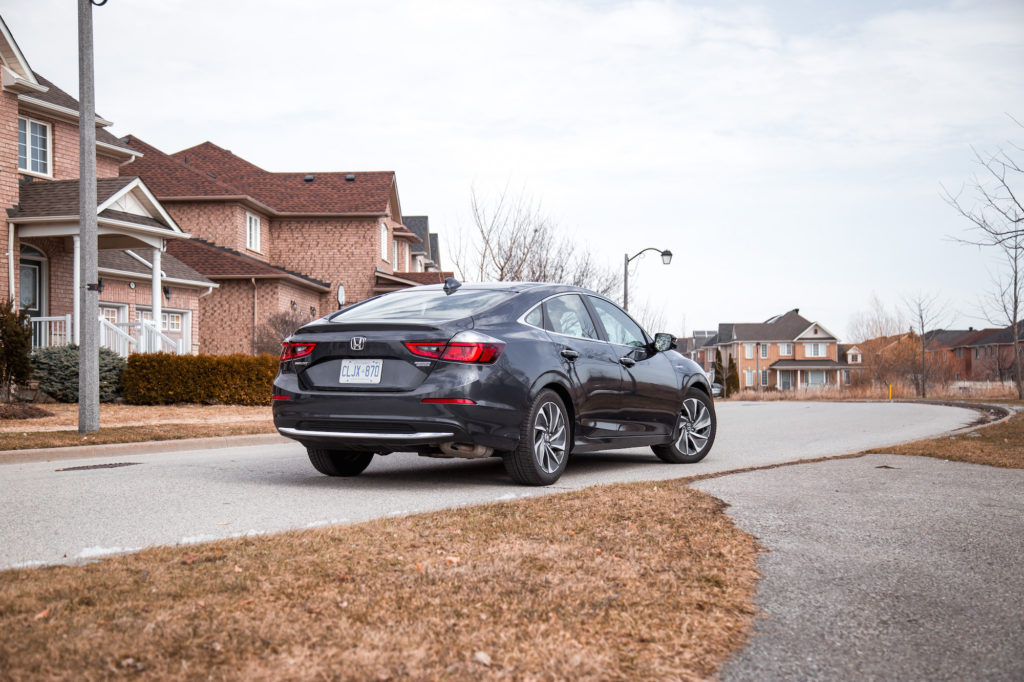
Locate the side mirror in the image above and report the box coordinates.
[654,332,675,352]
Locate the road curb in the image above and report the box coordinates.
[0,433,291,465]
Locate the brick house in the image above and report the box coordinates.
[949,324,1024,381]
[120,137,449,354]
[698,309,860,390]
[1,16,214,356]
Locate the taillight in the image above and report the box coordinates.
[404,332,505,364]
[403,342,446,359]
[441,342,504,363]
[281,342,316,361]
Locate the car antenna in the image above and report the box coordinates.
[443,277,462,295]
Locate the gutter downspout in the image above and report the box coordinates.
[252,278,258,354]
[7,223,14,301]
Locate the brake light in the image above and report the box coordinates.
[441,343,504,363]
[404,333,505,364]
[404,342,446,359]
[421,398,477,405]
[281,342,316,361]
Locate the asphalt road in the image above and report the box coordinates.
[0,401,975,569]
[694,455,1024,681]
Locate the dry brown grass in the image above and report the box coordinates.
[0,479,760,681]
[0,404,275,453]
[867,405,1024,469]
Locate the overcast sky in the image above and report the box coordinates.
[5,0,1023,338]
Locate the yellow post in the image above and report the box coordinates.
[888,384,893,401]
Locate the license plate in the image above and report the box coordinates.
[339,359,383,384]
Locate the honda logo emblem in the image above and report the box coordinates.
[350,337,366,351]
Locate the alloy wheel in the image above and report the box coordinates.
[532,401,567,474]
[674,397,713,456]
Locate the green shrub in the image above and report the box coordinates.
[0,299,32,401]
[31,345,126,403]
[122,353,278,405]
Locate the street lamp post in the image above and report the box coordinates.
[623,247,672,312]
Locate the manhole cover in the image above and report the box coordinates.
[56,462,141,472]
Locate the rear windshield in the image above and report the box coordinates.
[330,289,513,322]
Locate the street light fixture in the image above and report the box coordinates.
[623,247,672,312]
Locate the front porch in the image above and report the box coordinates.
[12,176,213,356]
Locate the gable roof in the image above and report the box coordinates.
[120,136,261,203]
[718,309,814,343]
[98,250,213,286]
[403,216,431,256]
[166,238,330,292]
[157,141,398,215]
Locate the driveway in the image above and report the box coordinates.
[694,454,1024,681]
[0,401,976,569]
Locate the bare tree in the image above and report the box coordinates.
[902,292,951,398]
[848,292,904,343]
[944,123,1024,398]
[255,310,311,355]
[449,186,619,297]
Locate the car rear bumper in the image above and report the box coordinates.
[272,385,524,452]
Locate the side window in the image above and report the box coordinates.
[543,295,598,339]
[588,297,646,347]
[523,305,543,328]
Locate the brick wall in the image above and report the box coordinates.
[164,201,270,261]
[0,90,18,302]
[196,279,256,355]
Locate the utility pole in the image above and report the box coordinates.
[77,0,102,433]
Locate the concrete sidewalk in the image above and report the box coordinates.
[695,454,1024,681]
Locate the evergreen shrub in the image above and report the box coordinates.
[31,345,126,403]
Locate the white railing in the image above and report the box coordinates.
[99,317,137,357]
[115,321,182,354]
[28,314,72,350]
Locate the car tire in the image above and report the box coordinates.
[652,387,716,464]
[504,389,570,486]
[306,448,374,477]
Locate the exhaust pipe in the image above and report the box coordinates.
[420,442,494,459]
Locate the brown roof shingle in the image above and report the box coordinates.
[98,250,212,285]
[11,176,151,220]
[166,239,330,291]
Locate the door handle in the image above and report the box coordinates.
[560,349,580,361]
[619,356,636,368]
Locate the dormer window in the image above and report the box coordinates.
[18,116,51,176]
[246,212,261,252]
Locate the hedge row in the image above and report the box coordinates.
[122,353,279,405]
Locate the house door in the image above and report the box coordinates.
[19,245,46,318]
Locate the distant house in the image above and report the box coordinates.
[950,323,1024,382]
[700,309,860,390]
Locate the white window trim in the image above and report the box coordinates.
[760,343,768,359]
[744,369,754,387]
[744,343,753,359]
[760,369,769,386]
[245,212,261,253]
[18,115,52,178]
[380,223,389,261]
[392,238,398,268]
[779,342,793,356]
[805,342,827,358]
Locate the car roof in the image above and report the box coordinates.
[410,281,596,296]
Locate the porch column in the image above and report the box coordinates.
[73,235,80,345]
[151,247,162,342]
[797,369,801,390]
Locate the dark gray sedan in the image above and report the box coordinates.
[272,281,715,485]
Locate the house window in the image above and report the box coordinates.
[850,353,861,363]
[100,307,119,326]
[805,370,826,386]
[246,213,261,252]
[760,344,768,359]
[392,238,398,268]
[805,343,826,358]
[744,370,754,387]
[974,348,979,359]
[779,342,793,356]
[380,223,388,260]
[842,370,850,383]
[744,344,753,359]
[760,369,768,386]
[18,116,51,175]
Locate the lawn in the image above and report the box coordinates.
[0,479,760,681]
